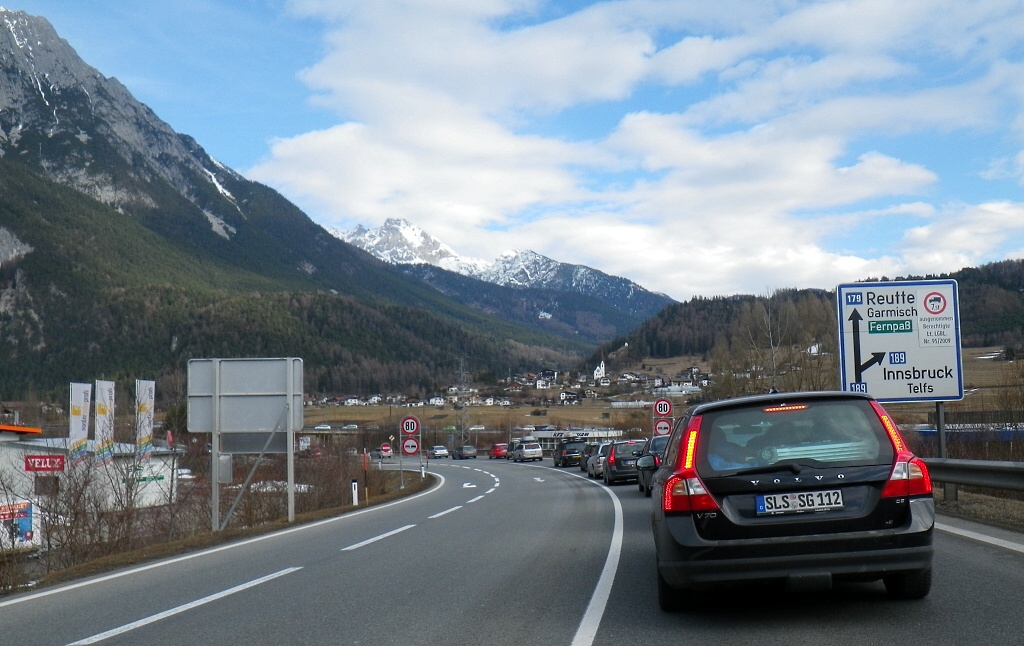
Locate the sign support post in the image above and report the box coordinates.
[188,358,304,532]
[400,416,421,487]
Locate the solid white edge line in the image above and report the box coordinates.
[936,522,1024,554]
[66,567,302,645]
[342,524,416,551]
[429,506,463,519]
[0,473,446,609]
[570,473,623,646]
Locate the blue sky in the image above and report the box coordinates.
[8,1,1024,301]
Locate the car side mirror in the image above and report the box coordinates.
[637,454,657,470]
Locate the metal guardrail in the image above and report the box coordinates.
[923,458,1024,492]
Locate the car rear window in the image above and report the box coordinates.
[648,435,670,452]
[697,399,893,474]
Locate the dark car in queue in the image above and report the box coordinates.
[452,445,478,459]
[602,438,646,485]
[506,439,523,460]
[650,391,934,611]
[636,434,671,496]
[553,438,588,467]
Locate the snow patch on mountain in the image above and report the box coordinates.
[329,218,491,276]
[332,218,672,306]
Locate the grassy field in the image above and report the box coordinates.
[304,346,1019,443]
[886,346,1015,424]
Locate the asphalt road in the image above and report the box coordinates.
[2,458,1023,645]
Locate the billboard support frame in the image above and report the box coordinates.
[188,358,303,531]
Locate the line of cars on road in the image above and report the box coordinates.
[548,391,936,612]
[556,436,662,489]
[487,438,545,462]
[427,444,479,459]
[402,391,936,612]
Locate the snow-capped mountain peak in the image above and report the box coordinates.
[329,218,490,275]
[332,218,675,317]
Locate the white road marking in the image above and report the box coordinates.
[466,495,485,503]
[429,506,462,519]
[0,474,446,610]
[937,522,1024,554]
[342,525,416,551]
[65,567,302,645]
[566,470,623,646]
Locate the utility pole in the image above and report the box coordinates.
[457,358,470,444]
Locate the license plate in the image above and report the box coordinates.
[756,490,844,515]
[622,460,636,467]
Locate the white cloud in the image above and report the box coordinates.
[249,0,1024,301]
[898,201,1024,272]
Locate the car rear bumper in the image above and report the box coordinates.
[605,468,638,482]
[655,498,934,589]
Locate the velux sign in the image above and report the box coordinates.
[25,455,66,472]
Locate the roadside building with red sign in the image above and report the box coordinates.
[0,436,180,551]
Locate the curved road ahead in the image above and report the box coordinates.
[2,458,1023,645]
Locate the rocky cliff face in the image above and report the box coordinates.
[0,9,244,234]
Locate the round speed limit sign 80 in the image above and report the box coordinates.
[400,416,420,435]
[654,398,673,418]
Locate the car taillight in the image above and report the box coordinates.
[881,453,933,497]
[662,415,719,513]
[606,450,615,467]
[872,401,933,498]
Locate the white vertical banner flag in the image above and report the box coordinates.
[135,379,155,459]
[94,380,116,466]
[68,382,92,465]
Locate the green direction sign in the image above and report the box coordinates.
[868,320,912,333]
[837,280,963,403]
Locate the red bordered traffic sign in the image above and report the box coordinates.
[400,416,420,435]
[401,436,420,456]
[653,418,672,436]
[654,398,673,417]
